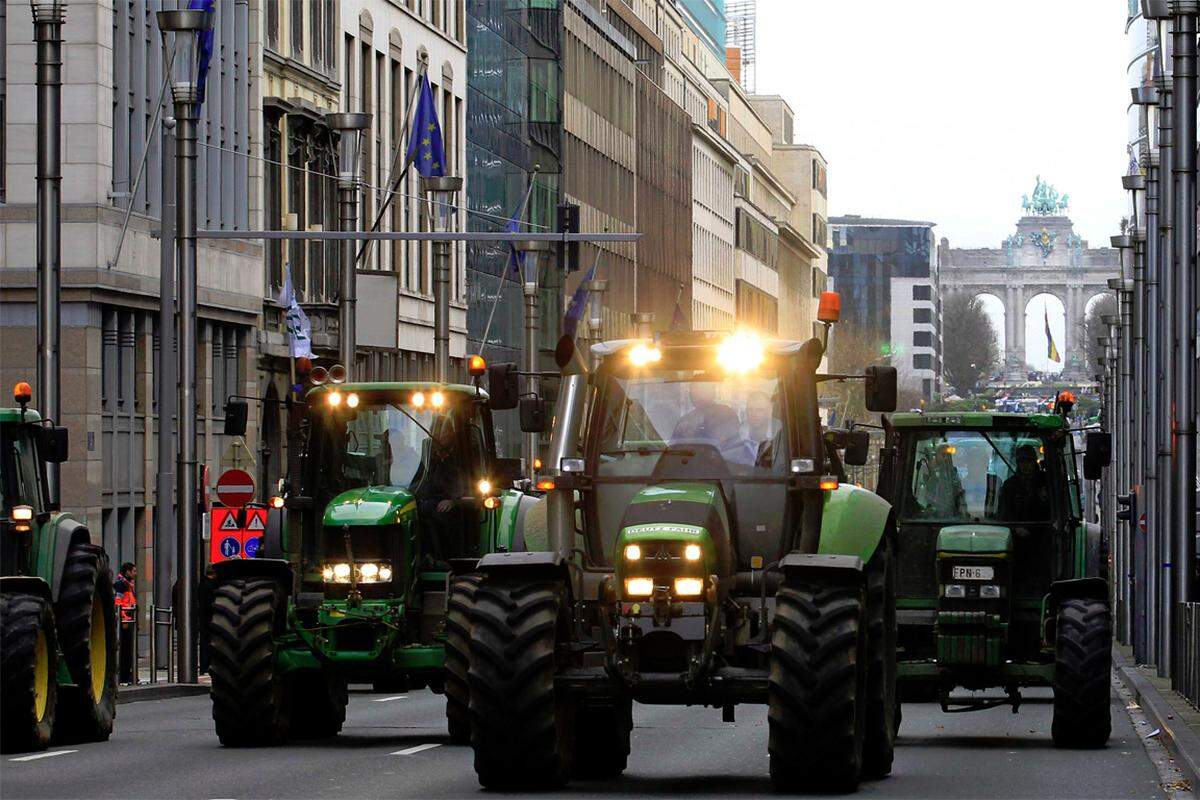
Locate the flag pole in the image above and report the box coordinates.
[479,167,539,357]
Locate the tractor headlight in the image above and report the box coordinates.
[379,565,393,581]
[328,390,343,407]
[624,578,654,597]
[477,478,493,496]
[716,331,765,373]
[346,393,360,409]
[629,342,662,367]
[624,544,642,561]
[683,544,702,561]
[359,563,379,580]
[944,584,966,598]
[11,505,33,522]
[980,584,1001,599]
[320,562,393,583]
[674,577,704,597]
[333,563,352,580]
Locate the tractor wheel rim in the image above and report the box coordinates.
[34,628,49,722]
[90,601,107,701]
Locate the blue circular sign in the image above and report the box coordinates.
[244,537,262,559]
[219,537,241,558]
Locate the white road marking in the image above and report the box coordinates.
[372,695,408,702]
[10,749,77,762]
[391,743,441,756]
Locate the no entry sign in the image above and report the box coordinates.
[216,468,255,509]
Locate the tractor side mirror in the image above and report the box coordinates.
[224,400,248,436]
[486,363,519,410]
[842,430,870,466]
[520,397,549,433]
[495,457,524,487]
[39,426,69,463]
[864,365,897,412]
[1083,431,1112,480]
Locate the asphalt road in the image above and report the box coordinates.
[0,679,1179,799]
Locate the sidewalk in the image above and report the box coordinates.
[1114,644,1200,787]
[116,667,211,705]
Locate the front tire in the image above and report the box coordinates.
[1,593,59,753]
[210,578,289,746]
[862,536,897,777]
[769,580,867,792]
[445,574,480,744]
[469,579,572,788]
[1051,598,1111,748]
[53,543,118,743]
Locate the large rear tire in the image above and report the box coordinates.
[54,543,118,743]
[1,593,58,753]
[1051,598,1111,748]
[288,669,347,739]
[445,573,480,744]
[210,578,289,746]
[769,580,867,793]
[469,579,572,788]
[862,536,897,778]
[573,699,632,777]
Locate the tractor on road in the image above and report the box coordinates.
[878,394,1114,747]
[207,364,538,746]
[1,382,118,753]
[466,302,899,792]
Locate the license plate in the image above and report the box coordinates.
[952,566,994,581]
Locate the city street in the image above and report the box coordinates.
[2,680,1181,800]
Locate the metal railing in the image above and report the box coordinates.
[146,604,176,684]
[1179,602,1200,709]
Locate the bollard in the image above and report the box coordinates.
[148,603,156,685]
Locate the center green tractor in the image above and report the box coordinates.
[465,321,899,792]
[877,397,1114,746]
[1,382,118,753]
[208,370,537,746]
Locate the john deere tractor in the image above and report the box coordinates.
[466,317,899,792]
[878,395,1114,747]
[208,366,537,746]
[1,382,118,753]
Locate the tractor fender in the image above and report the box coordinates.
[779,553,864,585]
[46,514,97,599]
[478,551,569,584]
[0,575,53,602]
[1049,577,1108,607]
[816,484,892,563]
[258,507,286,560]
[502,493,547,553]
[213,558,294,595]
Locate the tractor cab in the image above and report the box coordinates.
[880,407,1115,746]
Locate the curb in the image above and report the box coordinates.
[116,683,210,705]
[1113,647,1200,786]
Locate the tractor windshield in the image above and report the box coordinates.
[900,430,1056,524]
[594,370,789,479]
[0,425,44,515]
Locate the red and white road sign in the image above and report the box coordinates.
[215,468,255,509]
[1138,513,1147,533]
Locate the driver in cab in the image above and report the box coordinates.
[998,444,1050,521]
[415,415,464,563]
[671,382,756,465]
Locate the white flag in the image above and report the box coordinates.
[277,263,314,359]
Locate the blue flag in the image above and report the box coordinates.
[188,0,216,107]
[504,214,524,276]
[563,261,597,339]
[406,74,446,178]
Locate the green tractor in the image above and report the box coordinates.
[466,323,899,792]
[208,371,537,746]
[1,382,118,753]
[878,396,1114,746]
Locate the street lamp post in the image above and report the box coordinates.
[158,6,213,684]
[514,240,553,476]
[1103,309,1128,640]
[32,1,65,497]
[327,113,372,373]
[1154,63,1175,674]
[586,279,608,370]
[421,175,464,383]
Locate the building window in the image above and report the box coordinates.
[735,209,778,268]
[912,284,931,301]
[913,330,932,347]
[309,1,323,69]
[812,213,827,248]
[913,354,933,370]
[290,0,303,59]
[922,378,932,399]
[266,0,278,49]
[811,158,827,197]
[913,308,932,324]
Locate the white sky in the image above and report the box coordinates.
[756,0,1130,370]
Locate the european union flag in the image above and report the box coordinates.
[563,261,597,339]
[504,214,524,276]
[406,74,446,178]
[188,0,216,108]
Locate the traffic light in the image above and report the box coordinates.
[557,203,580,272]
[1116,493,1133,522]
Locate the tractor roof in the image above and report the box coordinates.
[593,333,811,358]
[305,382,487,401]
[890,411,1066,430]
[0,408,42,424]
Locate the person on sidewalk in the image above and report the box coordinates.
[114,562,138,683]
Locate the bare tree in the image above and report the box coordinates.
[826,326,885,424]
[941,293,1000,395]
[1080,294,1117,378]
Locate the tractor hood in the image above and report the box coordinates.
[323,486,416,527]
[936,524,1012,555]
[615,483,729,574]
